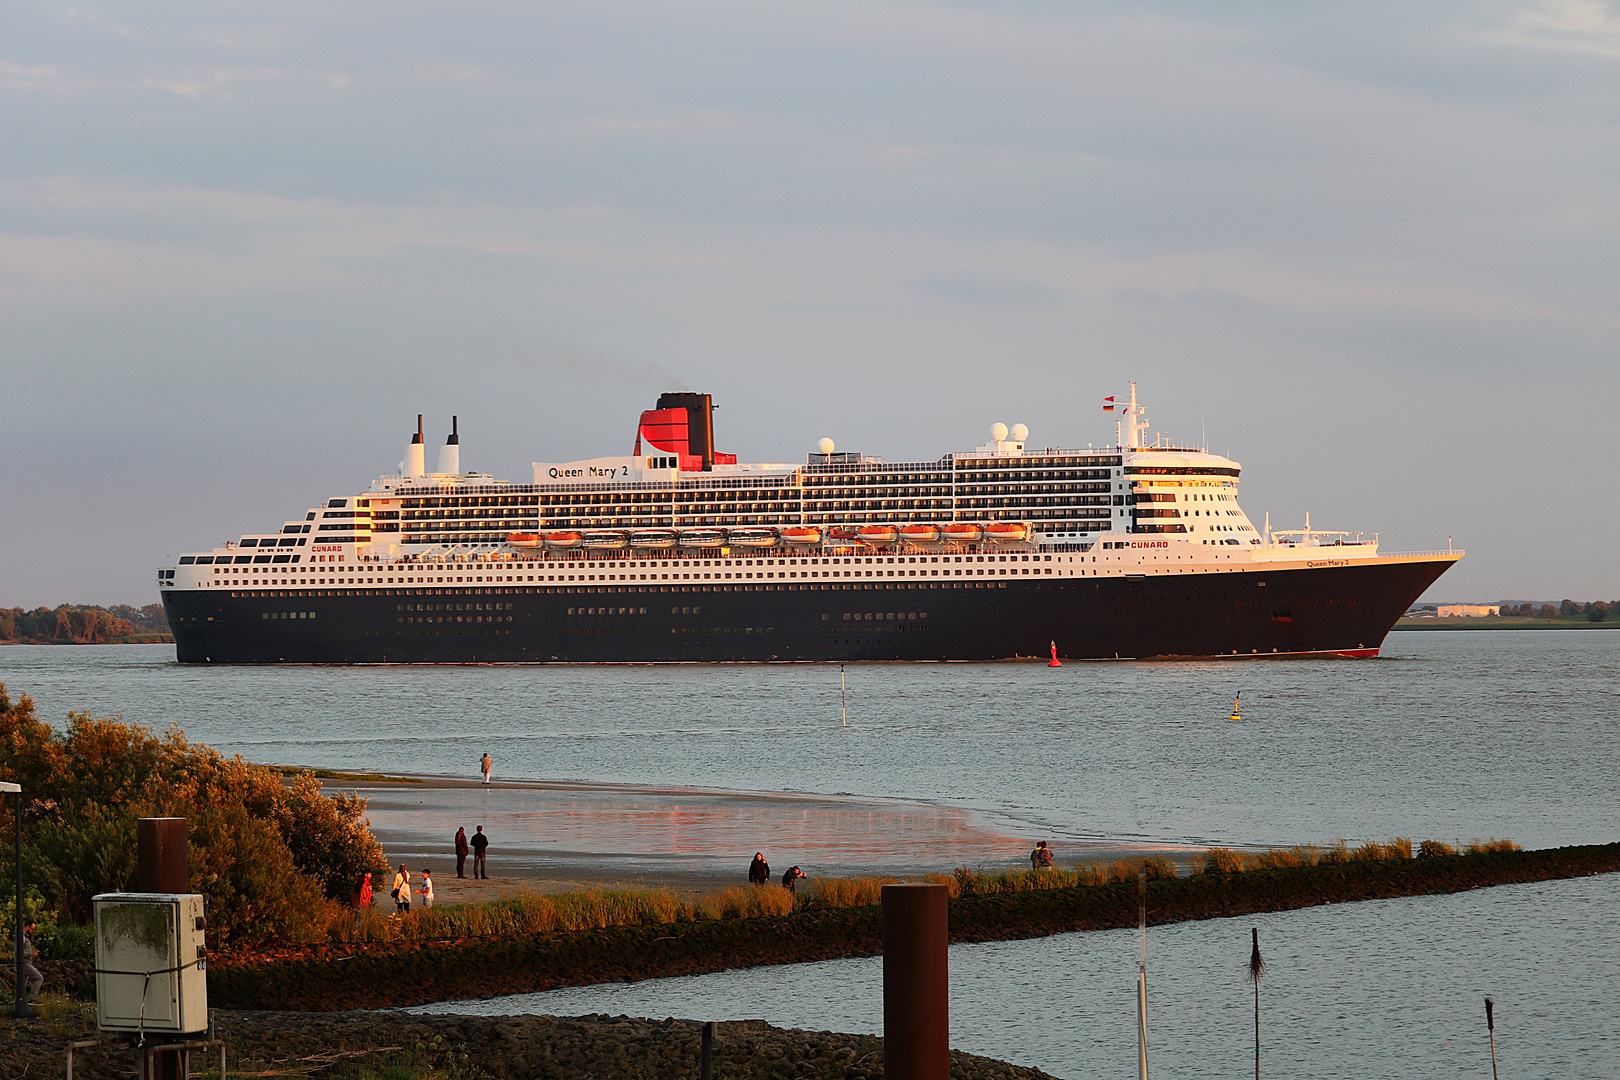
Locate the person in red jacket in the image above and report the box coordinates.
[455,827,470,878]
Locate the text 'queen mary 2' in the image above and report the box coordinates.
[158,386,1461,664]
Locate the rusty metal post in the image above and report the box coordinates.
[137,818,188,894]
[882,882,949,1080]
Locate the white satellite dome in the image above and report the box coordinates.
[818,437,835,455]
[991,422,1009,442]
[1011,423,1028,442]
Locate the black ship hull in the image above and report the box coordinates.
[162,557,1454,664]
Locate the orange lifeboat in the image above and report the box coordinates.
[984,522,1029,543]
[899,524,941,544]
[857,525,899,545]
[779,526,823,546]
[582,530,629,550]
[543,530,584,550]
[942,523,983,543]
[506,532,542,549]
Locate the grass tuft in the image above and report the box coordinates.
[1466,837,1522,854]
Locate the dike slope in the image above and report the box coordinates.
[211,843,1619,1011]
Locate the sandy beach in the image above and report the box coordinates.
[343,772,1198,903]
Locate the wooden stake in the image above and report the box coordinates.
[1249,927,1265,1080]
[1485,997,1498,1080]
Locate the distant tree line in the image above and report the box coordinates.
[1497,600,1613,622]
[0,603,171,643]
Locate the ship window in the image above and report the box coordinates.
[234,556,253,564]
[329,499,347,508]
[240,538,258,548]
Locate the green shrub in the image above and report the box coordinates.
[0,683,387,945]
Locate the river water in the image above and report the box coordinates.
[4,631,1618,1075]
[5,630,1617,851]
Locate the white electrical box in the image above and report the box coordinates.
[92,893,208,1035]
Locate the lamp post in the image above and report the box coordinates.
[0,781,26,1019]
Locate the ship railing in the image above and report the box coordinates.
[1379,549,1466,559]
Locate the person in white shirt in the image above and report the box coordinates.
[417,868,435,908]
[391,864,412,913]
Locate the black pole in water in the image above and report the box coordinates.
[1485,997,1497,1080]
[1249,928,1264,1080]
[701,1020,715,1080]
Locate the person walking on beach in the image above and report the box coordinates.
[748,852,770,885]
[480,752,493,784]
[1031,840,1054,870]
[471,825,490,879]
[417,868,435,908]
[455,827,470,878]
[391,864,413,913]
[781,866,807,892]
[17,920,42,1003]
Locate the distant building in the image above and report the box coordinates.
[1438,604,1499,617]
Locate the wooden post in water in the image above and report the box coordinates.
[1136,867,1148,1080]
[883,882,949,1080]
[1249,928,1265,1080]
[1485,997,1498,1080]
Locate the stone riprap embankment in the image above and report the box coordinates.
[1,1011,1057,1080]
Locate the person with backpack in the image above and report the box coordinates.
[480,752,493,784]
[1031,841,1054,870]
[455,827,470,879]
[391,864,413,912]
[470,825,490,879]
[748,852,770,885]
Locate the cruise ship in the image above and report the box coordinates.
[157,387,1461,664]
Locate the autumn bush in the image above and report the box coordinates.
[0,683,386,944]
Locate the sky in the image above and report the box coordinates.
[2,0,1617,607]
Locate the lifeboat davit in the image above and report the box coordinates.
[679,528,727,548]
[506,532,542,549]
[941,523,983,543]
[582,530,629,550]
[628,529,678,549]
[857,525,899,545]
[543,530,584,550]
[984,522,1029,543]
[899,524,941,544]
[728,527,778,548]
[779,526,823,546]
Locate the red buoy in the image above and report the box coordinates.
[1048,641,1062,667]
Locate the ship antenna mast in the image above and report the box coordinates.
[1124,381,1147,450]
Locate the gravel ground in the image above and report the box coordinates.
[1,1010,1059,1080]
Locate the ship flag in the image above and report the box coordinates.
[1103,396,1116,412]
